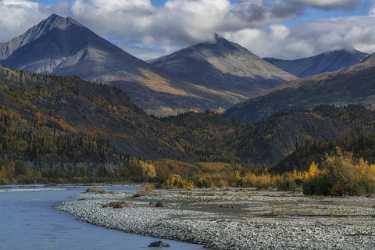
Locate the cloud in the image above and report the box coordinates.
[225,15,375,59]
[0,0,47,41]
[370,0,375,16]
[68,0,367,58]
[230,0,362,25]
[0,0,371,60]
[71,0,232,56]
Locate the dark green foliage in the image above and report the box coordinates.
[275,133,375,172]
[161,111,241,162]
[277,177,298,191]
[303,150,375,196]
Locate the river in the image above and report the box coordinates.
[0,185,205,250]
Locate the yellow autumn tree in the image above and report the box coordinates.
[140,161,157,179]
[305,161,320,180]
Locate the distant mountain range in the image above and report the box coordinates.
[265,49,368,78]
[0,14,295,116]
[151,34,296,100]
[225,55,375,123]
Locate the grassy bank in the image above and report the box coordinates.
[2,149,375,197]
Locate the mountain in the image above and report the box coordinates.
[233,105,375,168]
[0,14,193,116]
[225,56,375,123]
[0,65,192,160]
[0,15,219,116]
[3,65,375,173]
[0,15,295,116]
[265,49,368,78]
[0,14,150,78]
[151,34,296,101]
[0,65,245,164]
[163,104,375,168]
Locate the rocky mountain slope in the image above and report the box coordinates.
[0,15,295,116]
[151,34,296,100]
[225,56,375,123]
[265,49,368,78]
[0,14,150,79]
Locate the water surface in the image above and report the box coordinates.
[0,185,205,250]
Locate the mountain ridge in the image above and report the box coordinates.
[151,34,297,99]
[265,49,368,78]
[0,14,297,117]
[225,56,375,123]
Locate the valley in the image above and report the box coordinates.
[1,6,375,250]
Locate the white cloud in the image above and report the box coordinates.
[71,0,232,56]
[0,0,46,41]
[0,0,373,60]
[225,16,375,59]
[67,0,369,59]
[224,25,316,59]
[370,0,375,16]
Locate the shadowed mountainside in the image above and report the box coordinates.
[265,49,368,78]
[151,34,296,100]
[225,57,375,123]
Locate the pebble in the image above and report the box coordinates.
[58,192,375,250]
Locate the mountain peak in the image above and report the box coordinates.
[214,33,226,42]
[211,33,237,48]
[0,14,85,60]
[47,13,64,21]
[265,48,369,78]
[40,14,82,31]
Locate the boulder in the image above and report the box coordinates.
[148,240,170,248]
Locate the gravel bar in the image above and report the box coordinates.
[58,189,375,250]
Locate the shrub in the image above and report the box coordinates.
[143,183,156,193]
[303,149,375,196]
[277,176,298,191]
[162,174,194,189]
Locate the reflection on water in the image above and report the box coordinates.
[0,185,205,250]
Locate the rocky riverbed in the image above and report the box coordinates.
[58,188,375,249]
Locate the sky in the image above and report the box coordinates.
[1,0,375,59]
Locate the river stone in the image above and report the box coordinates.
[148,240,170,248]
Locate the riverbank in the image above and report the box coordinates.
[58,188,375,249]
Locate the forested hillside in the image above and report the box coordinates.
[2,66,375,184]
[0,66,190,159]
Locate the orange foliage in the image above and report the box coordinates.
[49,116,78,133]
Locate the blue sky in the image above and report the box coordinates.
[1,0,375,59]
